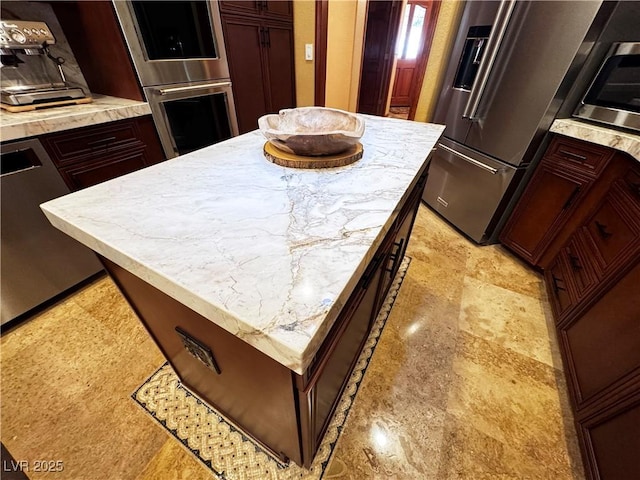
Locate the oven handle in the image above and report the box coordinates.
[156,81,232,96]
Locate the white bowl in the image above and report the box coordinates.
[258,107,365,156]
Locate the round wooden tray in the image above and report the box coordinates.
[263,141,363,169]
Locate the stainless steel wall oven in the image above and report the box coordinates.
[113,0,239,158]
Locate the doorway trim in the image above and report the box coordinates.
[315,0,329,106]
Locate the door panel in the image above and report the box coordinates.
[423,138,518,243]
[464,1,601,165]
[265,24,296,113]
[432,1,499,142]
[222,18,268,134]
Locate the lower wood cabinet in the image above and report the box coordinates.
[577,390,640,480]
[542,148,640,479]
[41,116,165,191]
[99,164,428,468]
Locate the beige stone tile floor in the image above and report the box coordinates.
[1,205,584,479]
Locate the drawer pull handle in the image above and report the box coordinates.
[551,274,566,294]
[559,149,587,162]
[568,254,582,271]
[562,186,581,209]
[595,221,612,240]
[87,136,116,148]
[385,239,404,273]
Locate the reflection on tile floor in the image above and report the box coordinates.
[0,206,584,479]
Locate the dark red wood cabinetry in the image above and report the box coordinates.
[500,135,640,480]
[220,1,296,134]
[41,116,165,191]
[503,133,640,480]
[500,136,617,268]
[100,162,429,468]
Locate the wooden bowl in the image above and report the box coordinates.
[258,107,365,156]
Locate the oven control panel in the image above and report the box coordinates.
[0,20,55,49]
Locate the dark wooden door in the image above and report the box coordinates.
[264,23,296,113]
[357,0,403,115]
[222,17,269,134]
[391,0,436,106]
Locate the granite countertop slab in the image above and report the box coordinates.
[0,94,151,142]
[41,115,445,374]
[550,118,640,162]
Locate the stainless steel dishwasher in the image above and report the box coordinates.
[1,138,103,326]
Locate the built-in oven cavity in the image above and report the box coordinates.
[131,1,218,60]
[161,90,233,156]
[454,25,492,91]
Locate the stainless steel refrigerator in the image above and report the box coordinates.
[423,0,603,244]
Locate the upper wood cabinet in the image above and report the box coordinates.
[220,2,296,134]
[219,1,293,21]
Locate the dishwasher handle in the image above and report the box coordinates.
[0,145,42,177]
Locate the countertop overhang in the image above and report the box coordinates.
[550,118,640,162]
[0,94,151,142]
[41,115,445,374]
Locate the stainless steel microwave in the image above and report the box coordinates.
[574,42,640,132]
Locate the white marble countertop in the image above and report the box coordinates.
[41,115,445,373]
[550,118,640,162]
[0,94,151,142]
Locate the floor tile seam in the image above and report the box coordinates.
[460,272,547,305]
[453,328,563,383]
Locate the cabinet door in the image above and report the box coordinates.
[578,390,640,480]
[560,261,640,409]
[310,253,383,449]
[222,17,269,134]
[264,23,296,113]
[500,160,591,266]
[220,1,292,21]
[582,184,640,275]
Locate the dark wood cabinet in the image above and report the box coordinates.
[220,2,295,134]
[41,116,165,191]
[99,159,429,468]
[219,1,293,22]
[536,137,640,480]
[578,389,640,480]
[500,135,620,268]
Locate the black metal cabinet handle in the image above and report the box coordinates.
[595,220,612,240]
[559,149,587,162]
[563,186,581,209]
[568,254,582,271]
[385,239,404,273]
[551,274,565,294]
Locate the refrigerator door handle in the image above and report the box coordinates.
[462,0,516,121]
[438,143,499,174]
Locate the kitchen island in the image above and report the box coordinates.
[41,115,444,467]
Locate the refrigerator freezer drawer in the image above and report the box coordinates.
[423,140,518,243]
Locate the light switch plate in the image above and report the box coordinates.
[305,44,313,61]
